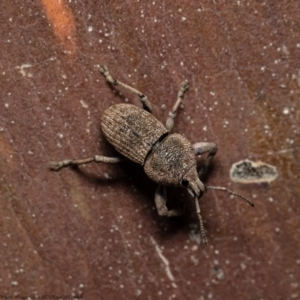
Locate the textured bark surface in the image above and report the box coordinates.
[0,1,299,299]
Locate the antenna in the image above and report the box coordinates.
[194,197,208,245]
[205,186,254,207]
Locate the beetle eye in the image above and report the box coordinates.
[181,179,189,187]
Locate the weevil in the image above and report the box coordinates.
[50,65,254,244]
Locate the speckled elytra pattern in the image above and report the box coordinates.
[101,103,168,165]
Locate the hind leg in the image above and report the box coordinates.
[165,81,189,132]
[100,65,153,113]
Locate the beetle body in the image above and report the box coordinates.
[50,65,254,245]
[101,103,168,165]
[101,103,202,194]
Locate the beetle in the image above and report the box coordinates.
[50,65,254,244]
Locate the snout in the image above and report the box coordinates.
[184,167,206,199]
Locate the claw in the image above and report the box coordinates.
[49,161,64,171]
[99,65,108,75]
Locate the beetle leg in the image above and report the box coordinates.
[193,142,218,180]
[49,155,123,171]
[99,65,153,113]
[154,185,183,217]
[165,81,189,132]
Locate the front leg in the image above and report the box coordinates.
[193,142,217,180]
[50,155,123,171]
[154,185,183,217]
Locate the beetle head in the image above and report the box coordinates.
[180,166,205,199]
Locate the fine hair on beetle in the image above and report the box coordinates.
[50,65,254,245]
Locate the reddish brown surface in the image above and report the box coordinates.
[1,1,299,299]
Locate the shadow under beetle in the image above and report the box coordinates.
[50,65,254,244]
